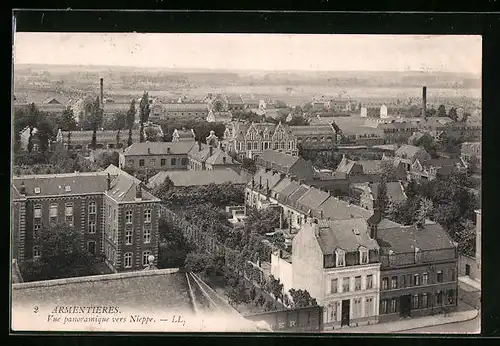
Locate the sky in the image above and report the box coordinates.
[13,33,482,75]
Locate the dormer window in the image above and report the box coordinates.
[335,249,345,267]
[414,247,421,263]
[65,185,71,192]
[34,187,41,194]
[359,247,369,264]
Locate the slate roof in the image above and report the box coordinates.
[357,160,382,174]
[162,103,208,111]
[336,159,356,174]
[289,125,335,136]
[124,142,195,156]
[315,218,379,254]
[287,185,310,206]
[296,187,330,213]
[12,172,109,198]
[422,158,464,168]
[257,150,300,172]
[60,130,141,143]
[354,182,407,203]
[275,180,301,203]
[148,168,249,188]
[106,173,159,203]
[173,129,195,140]
[205,150,236,166]
[315,196,372,221]
[395,145,426,160]
[376,222,455,254]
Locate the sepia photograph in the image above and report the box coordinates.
[10,32,481,333]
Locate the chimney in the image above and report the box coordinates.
[251,177,255,188]
[167,147,171,154]
[19,181,26,195]
[107,173,111,191]
[259,176,262,189]
[135,183,142,200]
[209,146,214,157]
[320,210,323,219]
[198,141,202,151]
[422,86,427,118]
[222,156,226,164]
[148,147,151,154]
[100,78,104,108]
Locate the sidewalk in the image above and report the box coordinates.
[327,308,478,333]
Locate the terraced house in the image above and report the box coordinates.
[11,167,161,272]
[292,217,381,329]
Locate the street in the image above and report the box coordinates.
[397,314,480,334]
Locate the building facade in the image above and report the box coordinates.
[121,142,194,172]
[11,169,161,272]
[292,218,381,329]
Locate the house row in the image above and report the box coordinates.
[269,205,459,329]
[11,165,161,272]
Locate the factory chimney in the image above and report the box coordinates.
[422,86,427,118]
[100,78,104,109]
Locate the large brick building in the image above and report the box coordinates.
[11,167,161,272]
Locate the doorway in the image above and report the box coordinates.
[341,299,350,327]
[400,295,412,318]
[88,241,96,255]
[465,264,471,276]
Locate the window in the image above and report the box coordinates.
[128,159,134,166]
[381,300,388,314]
[422,272,428,285]
[336,250,345,267]
[34,205,42,219]
[34,224,41,237]
[401,275,406,288]
[125,210,133,224]
[144,209,151,223]
[143,227,151,244]
[342,277,350,292]
[253,142,258,150]
[437,270,443,283]
[112,228,117,243]
[360,248,369,264]
[161,159,166,166]
[355,276,362,291]
[436,291,443,305]
[49,204,58,223]
[390,299,397,313]
[422,293,428,308]
[365,297,374,317]
[125,230,133,245]
[88,241,96,255]
[124,252,133,268]
[247,142,252,150]
[88,201,96,214]
[450,269,455,281]
[412,295,419,309]
[171,158,176,166]
[33,246,41,259]
[353,298,362,319]
[366,274,373,289]
[149,159,156,166]
[113,209,116,221]
[382,277,389,290]
[181,158,188,166]
[239,143,243,151]
[143,251,152,266]
[88,220,96,234]
[139,159,145,167]
[447,290,455,305]
[330,278,338,293]
[391,276,398,289]
[414,274,420,286]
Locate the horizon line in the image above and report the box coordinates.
[13,62,481,76]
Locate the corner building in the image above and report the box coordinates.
[11,169,161,272]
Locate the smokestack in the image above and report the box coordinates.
[209,146,213,157]
[198,141,202,151]
[422,86,427,118]
[100,78,104,108]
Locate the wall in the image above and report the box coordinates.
[125,154,189,171]
[271,252,293,295]
[458,255,480,282]
[304,179,350,197]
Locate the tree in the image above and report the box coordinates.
[184,252,215,278]
[288,288,318,308]
[242,157,257,174]
[461,112,471,123]
[139,92,150,143]
[415,134,438,159]
[448,107,458,122]
[116,130,121,148]
[255,293,266,307]
[152,176,175,199]
[454,219,476,257]
[437,104,447,118]
[287,115,310,126]
[249,285,257,302]
[415,197,434,228]
[56,109,78,131]
[113,111,127,131]
[380,160,399,182]
[466,155,479,175]
[21,223,102,281]
[264,300,275,312]
[25,103,43,153]
[126,99,136,146]
[145,126,160,142]
[375,178,389,216]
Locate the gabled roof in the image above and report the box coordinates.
[257,150,301,172]
[106,173,159,203]
[315,196,372,221]
[275,180,301,203]
[315,218,379,254]
[354,182,407,203]
[205,149,236,166]
[289,125,335,136]
[188,143,212,162]
[296,187,330,213]
[124,142,195,156]
[395,145,427,160]
[287,185,310,206]
[422,158,464,168]
[376,222,455,254]
[357,160,382,175]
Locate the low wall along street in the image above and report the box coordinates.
[245,305,323,332]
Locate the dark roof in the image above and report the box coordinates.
[296,188,330,213]
[124,142,195,156]
[395,145,426,160]
[148,168,249,188]
[315,218,379,254]
[357,160,382,174]
[106,174,159,203]
[12,172,109,198]
[289,125,335,136]
[423,158,463,168]
[316,197,372,221]
[287,185,310,205]
[276,180,301,203]
[257,150,300,172]
[376,222,456,254]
